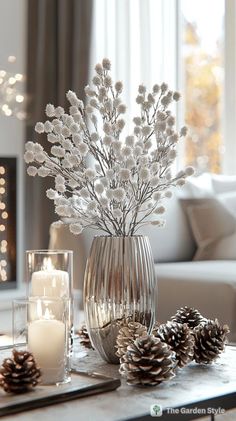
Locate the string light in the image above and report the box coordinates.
[0,56,26,120]
[0,165,8,282]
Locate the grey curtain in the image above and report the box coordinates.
[25,0,93,250]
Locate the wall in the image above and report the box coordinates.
[0,0,27,295]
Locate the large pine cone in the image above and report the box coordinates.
[171,306,206,328]
[119,335,175,386]
[154,321,194,368]
[78,324,94,349]
[0,349,41,393]
[193,319,230,364]
[116,321,147,359]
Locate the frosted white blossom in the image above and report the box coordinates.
[80,188,90,199]
[45,104,55,117]
[85,168,96,180]
[113,209,123,219]
[91,132,99,142]
[55,106,64,118]
[119,168,130,181]
[95,63,103,75]
[115,81,123,92]
[139,168,150,182]
[176,178,186,186]
[185,166,195,176]
[44,121,53,133]
[46,188,58,200]
[35,152,46,163]
[95,183,104,194]
[106,169,114,179]
[87,201,97,211]
[117,104,126,114]
[112,140,122,151]
[61,127,71,137]
[180,126,188,136]
[164,191,172,198]
[25,58,193,236]
[47,133,58,144]
[100,197,109,207]
[77,143,89,156]
[69,223,83,235]
[116,119,125,131]
[138,84,146,94]
[69,106,78,115]
[106,189,114,200]
[51,146,65,158]
[121,146,132,157]
[125,136,135,147]
[153,192,162,201]
[125,157,136,169]
[24,151,34,163]
[35,122,44,133]
[38,167,50,177]
[134,126,141,136]
[27,166,37,176]
[113,188,125,201]
[25,141,35,151]
[155,205,166,214]
[103,135,112,146]
[66,90,79,106]
[150,177,159,188]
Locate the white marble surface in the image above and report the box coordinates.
[1,346,236,421]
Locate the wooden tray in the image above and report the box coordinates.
[0,370,120,417]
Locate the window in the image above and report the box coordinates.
[180,0,225,174]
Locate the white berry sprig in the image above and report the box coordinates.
[25,58,194,236]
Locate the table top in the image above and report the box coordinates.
[1,345,236,421]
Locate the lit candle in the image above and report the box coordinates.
[28,305,66,384]
[31,258,69,298]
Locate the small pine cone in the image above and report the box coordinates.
[171,306,206,328]
[154,321,194,368]
[193,319,230,364]
[0,349,41,394]
[78,324,94,349]
[119,335,175,386]
[116,321,147,359]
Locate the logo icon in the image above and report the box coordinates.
[150,404,162,417]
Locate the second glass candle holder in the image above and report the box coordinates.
[13,297,71,385]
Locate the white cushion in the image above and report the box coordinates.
[212,174,236,194]
[155,260,236,342]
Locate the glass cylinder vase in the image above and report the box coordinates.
[26,250,73,299]
[83,235,156,364]
[13,297,71,385]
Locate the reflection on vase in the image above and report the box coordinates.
[83,235,156,364]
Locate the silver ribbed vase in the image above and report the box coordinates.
[83,235,156,364]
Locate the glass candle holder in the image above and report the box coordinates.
[13,297,71,385]
[26,250,73,299]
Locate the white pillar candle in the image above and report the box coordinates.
[31,269,69,298]
[28,318,66,384]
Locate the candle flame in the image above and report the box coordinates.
[42,257,54,271]
[44,307,51,320]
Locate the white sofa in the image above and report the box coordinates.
[49,173,236,343]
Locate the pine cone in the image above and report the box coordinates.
[116,321,147,359]
[193,319,230,364]
[154,321,194,368]
[78,324,94,349]
[171,306,206,328]
[0,349,41,394]
[120,335,175,386]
